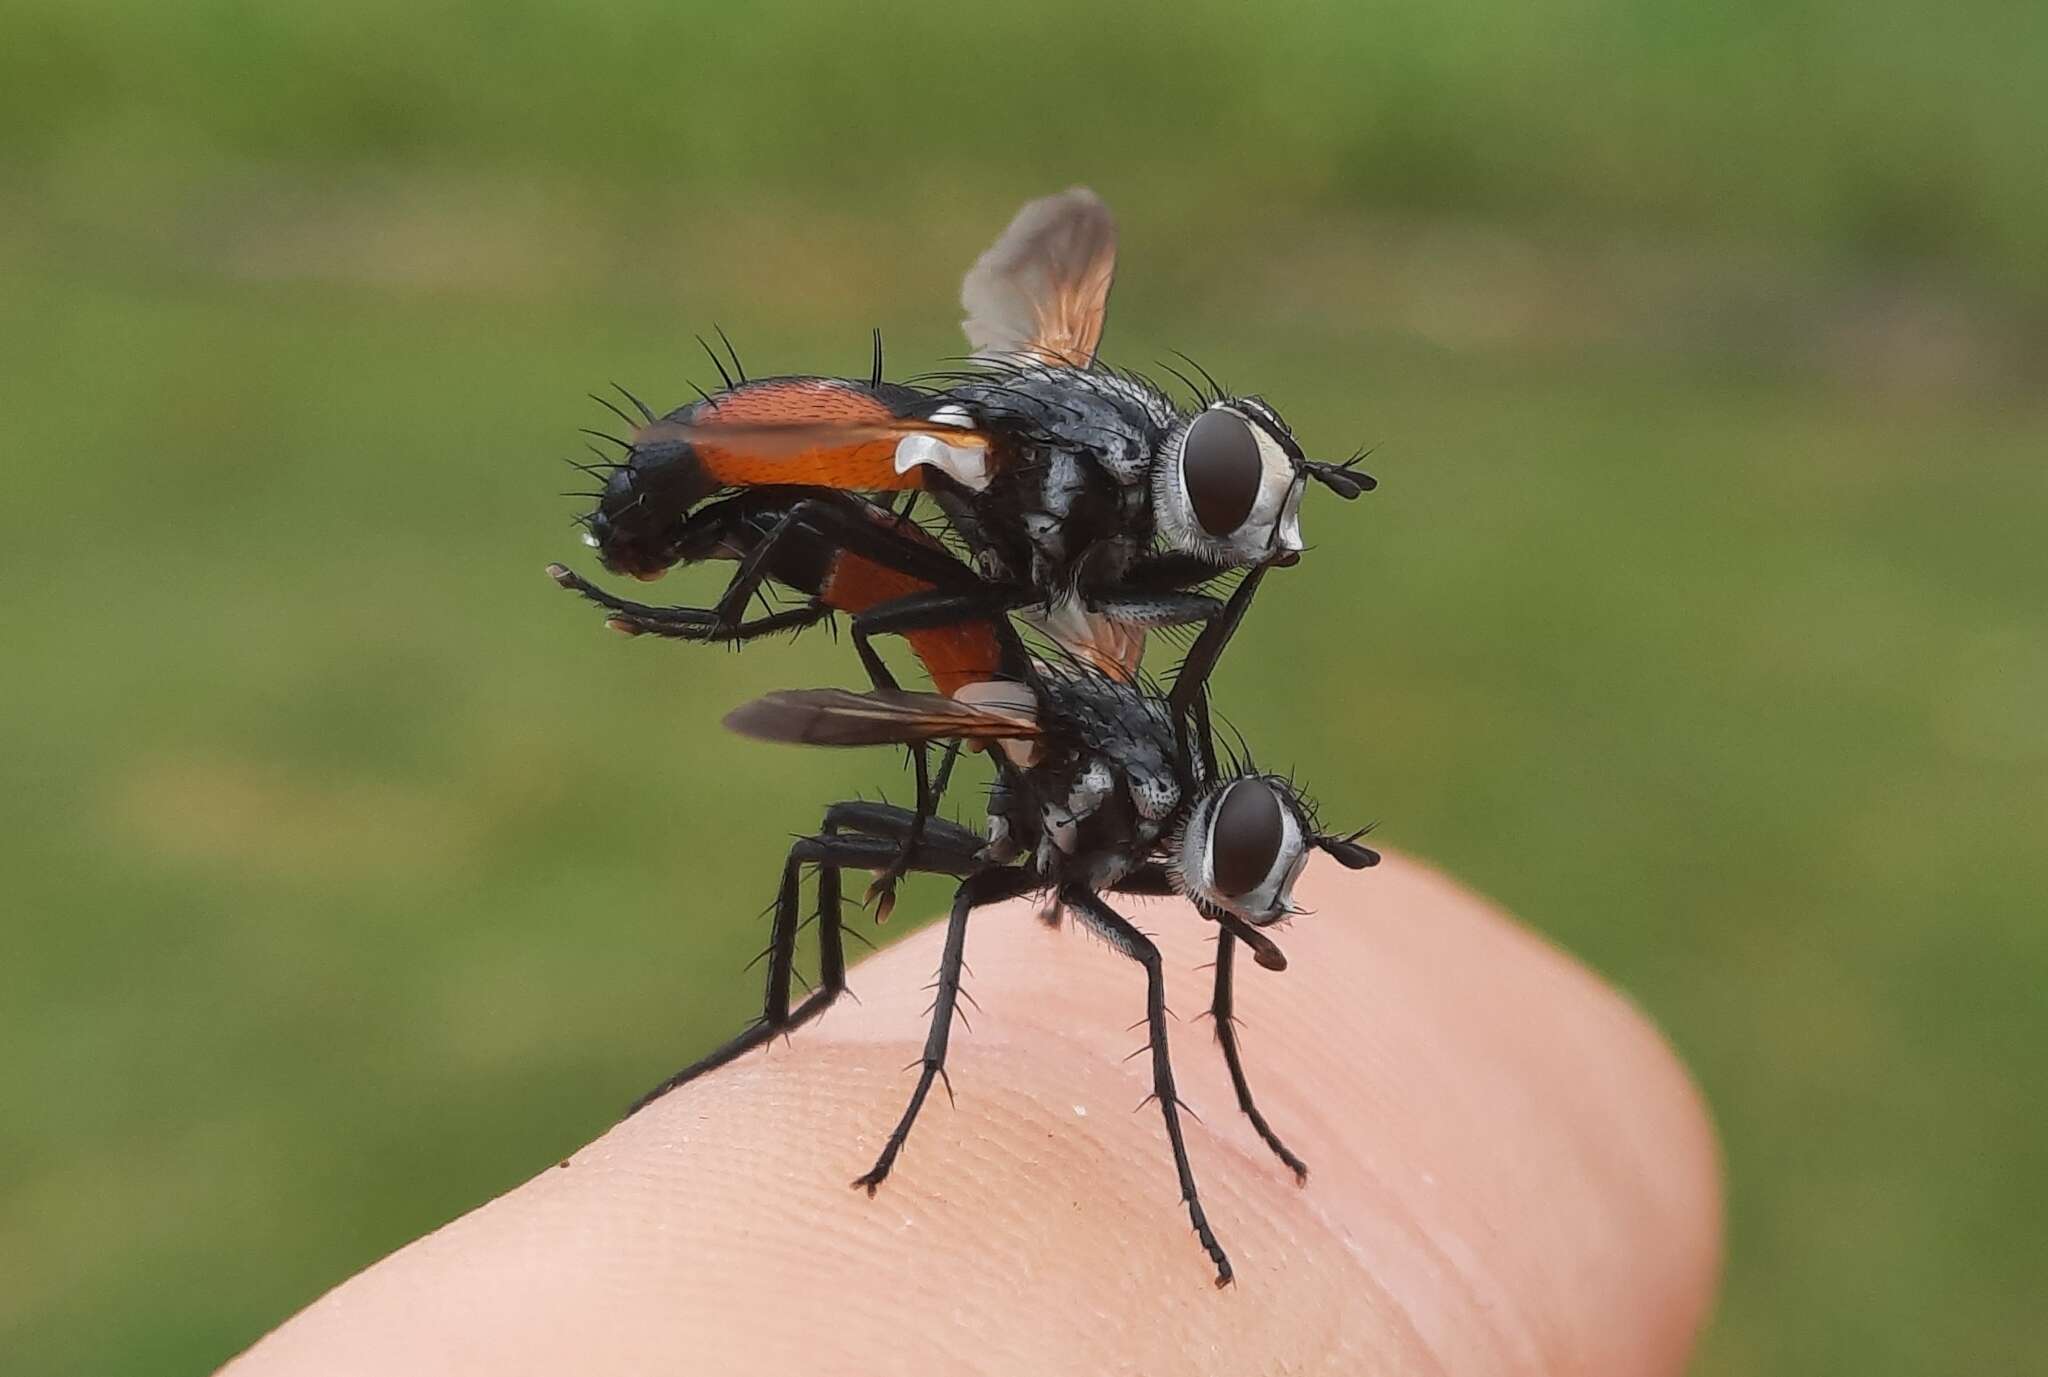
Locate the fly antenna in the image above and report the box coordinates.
[1306,452,1379,498]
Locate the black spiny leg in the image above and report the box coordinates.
[1211,928,1308,1183]
[626,825,986,1116]
[695,492,987,636]
[837,627,964,921]
[626,832,830,1114]
[1113,868,1301,1180]
[554,491,988,648]
[1084,591,1225,630]
[1168,565,1270,785]
[548,563,831,642]
[820,800,985,861]
[865,738,966,921]
[852,865,1036,1194]
[842,589,1044,913]
[1064,885,1234,1286]
[850,586,1046,700]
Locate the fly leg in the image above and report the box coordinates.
[818,800,986,860]
[1063,884,1234,1286]
[833,625,968,922]
[696,492,986,637]
[852,587,1047,697]
[1083,551,1231,648]
[851,865,1038,1193]
[1167,565,1270,783]
[861,740,964,922]
[625,832,837,1114]
[627,823,985,1116]
[1083,591,1224,630]
[555,490,982,646]
[841,588,1042,913]
[1210,928,1308,1181]
[1112,865,1301,1177]
[561,492,1041,698]
[547,563,830,641]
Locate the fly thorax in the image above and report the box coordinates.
[1072,373,1176,485]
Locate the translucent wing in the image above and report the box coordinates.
[1018,600,1145,682]
[724,688,1043,747]
[961,187,1117,367]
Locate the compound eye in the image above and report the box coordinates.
[1181,409,1263,537]
[1210,778,1285,897]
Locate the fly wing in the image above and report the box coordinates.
[724,688,1043,747]
[1017,600,1146,682]
[638,378,993,493]
[960,187,1117,367]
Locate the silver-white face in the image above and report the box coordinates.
[1150,401,1309,567]
[1176,775,1314,925]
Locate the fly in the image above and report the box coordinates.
[557,187,1376,682]
[628,601,1379,1286]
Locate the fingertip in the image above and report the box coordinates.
[225,854,1722,1377]
[794,853,1727,1372]
[1296,853,1724,1375]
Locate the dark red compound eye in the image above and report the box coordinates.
[1211,779,1284,896]
[1181,410,1262,536]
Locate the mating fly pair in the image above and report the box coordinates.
[550,186,1374,900]
[548,189,1380,1285]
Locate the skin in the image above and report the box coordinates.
[223,853,1722,1376]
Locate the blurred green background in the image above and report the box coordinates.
[3,1,2043,1372]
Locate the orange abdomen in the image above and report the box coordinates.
[820,538,1002,699]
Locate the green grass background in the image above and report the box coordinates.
[3,2,2043,1372]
